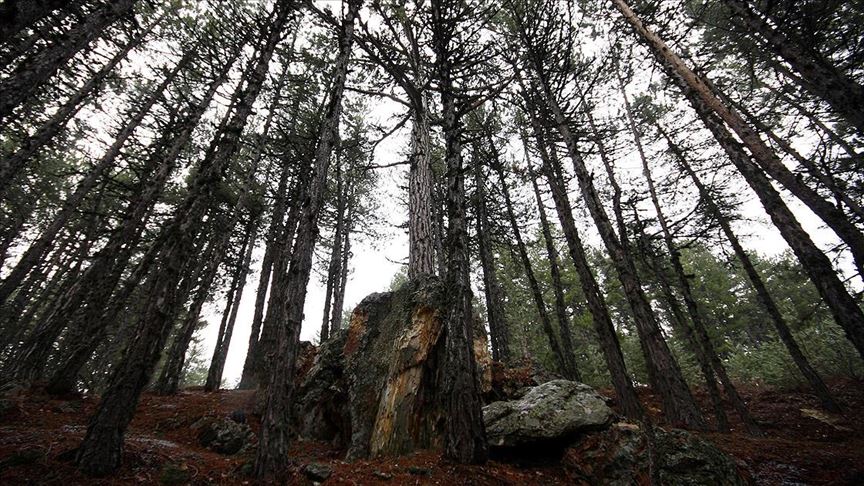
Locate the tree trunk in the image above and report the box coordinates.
[495,163,570,379]
[237,86,302,389]
[5,184,108,381]
[408,105,436,279]
[205,218,258,392]
[320,155,345,342]
[0,255,56,356]
[611,0,864,282]
[0,0,137,123]
[251,159,307,389]
[0,13,160,196]
[772,86,863,169]
[330,207,352,333]
[0,0,77,43]
[618,81,759,433]
[516,82,643,421]
[74,2,289,474]
[663,126,842,413]
[2,55,194,383]
[526,159,580,380]
[521,48,705,428]
[39,55,237,396]
[0,50,192,307]
[429,0,487,464]
[254,0,361,478]
[727,94,864,222]
[473,160,511,364]
[153,239,221,396]
[611,0,864,363]
[722,0,864,135]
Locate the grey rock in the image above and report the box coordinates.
[483,379,613,448]
[229,409,246,424]
[303,462,333,482]
[293,330,350,447]
[191,417,254,455]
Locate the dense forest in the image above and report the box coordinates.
[1,0,863,483]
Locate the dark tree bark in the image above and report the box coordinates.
[517,34,705,427]
[430,0,488,464]
[153,239,222,396]
[0,234,73,356]
[0,51,192,307]
[661,126,842,413]
[434,187,448,277]
[1,54,193,383]
[594,109,726,431]
[251,158,307,390]
[42,56,237,395]
[516,81,644,421]
[611,0,864,363]
[621,80,760,435]
[237,87,302,389]
[254,0,360,478]
[320,155,345,342]
[611,0,864,284]
[1,182,104,364]
[205,217,258,392]
[0,0,77,44]
[344,6,433,280]
[726,94,864,222]
[526,159,580,380]
[473,160,512,364]
[637,227,731,432]
[772,87,864,168]
[198,57,289,390]
[408,107,436,279]
[0,14,160,196]
[74,1,290,474]
[494,162,570,379]
[330,203,353,333]
[722,0,864,135]
[0,0,137,123]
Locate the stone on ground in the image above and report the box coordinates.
[483,379,613,448]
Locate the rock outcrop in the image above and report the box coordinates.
[292,277,491,460]
[293,282,744,483]
[483,380,613,448]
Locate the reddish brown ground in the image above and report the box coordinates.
[1,378,862,485]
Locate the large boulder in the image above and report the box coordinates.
[291,277,491,461]
[483,380,613,449]
[564,423,747,485]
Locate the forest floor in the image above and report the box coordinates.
[1,377,863,485]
